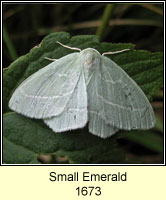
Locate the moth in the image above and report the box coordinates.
[9,41,155,138]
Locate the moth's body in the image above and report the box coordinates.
[9,44,155,138]
[80,48,101,84]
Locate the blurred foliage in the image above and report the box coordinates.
[3,3,163,67]
[3,3,164,164]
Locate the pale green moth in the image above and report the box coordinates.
[9,41,155,138]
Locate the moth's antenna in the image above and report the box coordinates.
[56,41,81,52]
[102,49,130,56]
[44,57,57,61]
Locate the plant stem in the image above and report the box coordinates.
[3,24,18,61]
[96,4,114,40]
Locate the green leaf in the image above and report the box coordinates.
[3,32,163,164]
[3,113,124,164]
[3,136,40,164]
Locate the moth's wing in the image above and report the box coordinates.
[89,111,119,138]
[9,53,81,119]
[44,70,88,132]
[87,61,119,138]
[94,56,155,130]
